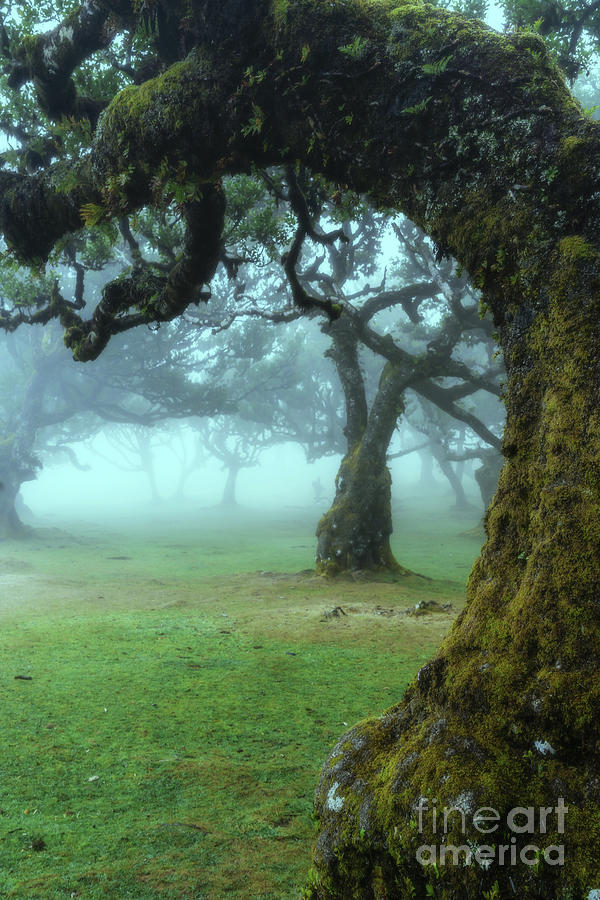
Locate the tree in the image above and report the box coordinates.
[405,391,505,512]
[310,214,502,573]
[0,261,231,535]
[232,168,504,573]
[0,2,599,896]
[195,415,271,506]
[408,399,478,511]
[0,336,42,537]
[0,321,92,537]
[91,422,191,503]
[186,271,348,506]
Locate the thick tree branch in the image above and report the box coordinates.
[4,0,134,122]
[324,320,368,449]
[0,0,593,358]
[61,186,225,360]
[359,282,437,324]
[414,379,502,449]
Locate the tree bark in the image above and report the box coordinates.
[324,323,368,451]
[316,354,410,576]
[308,242,600,899]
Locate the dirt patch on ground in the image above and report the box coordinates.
[0,560,463,652]
[157,569,463,650]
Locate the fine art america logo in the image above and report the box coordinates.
[414,797,567,867]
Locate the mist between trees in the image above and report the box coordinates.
[0,0,600,897]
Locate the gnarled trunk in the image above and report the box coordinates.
[308,242,600,897]
[316,359,409,576]
[315,442,398,575]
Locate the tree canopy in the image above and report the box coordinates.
[0,0,597,357]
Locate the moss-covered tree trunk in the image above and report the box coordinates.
[315,439,398,575]
[308,241,600,898]
[316,324,408,575]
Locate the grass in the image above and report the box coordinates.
[0,496,483,899]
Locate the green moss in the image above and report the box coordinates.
[513,31,549,56]
[561,134,587,154]
[315,376,412,577]
[315,444,399,575]
[93,51,217,208]
[558,235,599,263]
[303,6,600,891]
[272,0,289,27]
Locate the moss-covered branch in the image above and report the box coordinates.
[324,322,368,450]
[4,0,135,122]
[64,186,226,360]
[0,0,594,283]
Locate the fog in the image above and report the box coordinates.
[22,438,342,520]
[20,432,480,529]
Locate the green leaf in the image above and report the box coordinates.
[80,203,107,227]
[422,54,454,76]
[338,36,369,59]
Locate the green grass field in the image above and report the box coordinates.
[0,497,483,899]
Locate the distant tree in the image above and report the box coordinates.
[185,173,504,570]
[0,261,230,535]
[190,289,347,508]
[91,423,171,504]
[411,408,477,512]
[196,415,270,507]
[405,392,504,512]
[0,322,88,537]
[270,188,505,573]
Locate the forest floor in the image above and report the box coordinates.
[0,495,483,899]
